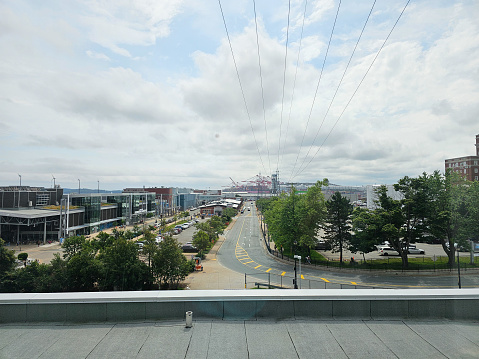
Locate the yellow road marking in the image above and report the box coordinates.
[321,278,330,283]
[281,272,286,276]
[266,268,272,272]
[243,260,255,264]
[254,265,262,269]
[301,275,305,280]
[351,282,357,285]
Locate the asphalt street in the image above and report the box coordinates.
[217,203,479,289]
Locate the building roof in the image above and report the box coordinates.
[0,208,61,219]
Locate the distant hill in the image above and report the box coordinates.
[62,188,122,194]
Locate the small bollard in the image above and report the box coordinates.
[185,311,193,328]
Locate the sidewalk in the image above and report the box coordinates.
[185,218,246,290]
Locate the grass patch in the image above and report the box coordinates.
[278,249,479,271]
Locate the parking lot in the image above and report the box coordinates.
[319,242,462,262]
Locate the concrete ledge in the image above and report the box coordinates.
[1,289,478,323]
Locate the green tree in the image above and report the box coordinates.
[426,170,478,267]
[141,229,158,288]
[297,181,327,253]
[97,237,150,291]
[208,216,225,237]
[151,236,190,289]
[192,230,211,255]
[350,207,383,260]
[261,180,327,256]
[66,249,100,291]
[0,238,17,277]
[195,222,216,242]
[62,235,87,260]
[323,192,353,264]
[17,252,29,262]
[132,225,142,237]
[221,207,237,223]
[92,231,114,251]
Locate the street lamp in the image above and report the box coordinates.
[97,180,100,194]
[454,243,462,289]
[18,174,21,186]
[294,255,302,289]
[78,179,80,194]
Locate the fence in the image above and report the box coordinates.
[259,217,478,274]
[244,271,390,290]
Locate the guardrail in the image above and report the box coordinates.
[244,272,391,289]
[1,289,478,323]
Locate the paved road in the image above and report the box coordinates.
[217,203,479,289]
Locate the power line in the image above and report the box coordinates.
[294,0,377,178]
[276,0,291,173]
[253,0,272,175]
[289,0,342,182]
[280,0,308,173]
[218,0,266,174]
[293,0,412,179]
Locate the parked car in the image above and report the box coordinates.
[181,223,189,230]
[136,241,144,249]
[407,247,425,255]
[378,247,399,256]
[181,243,197,253]
[173,227,182,234]
[315,240,331,250]
[155,236,163,244]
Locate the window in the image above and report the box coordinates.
[36,193,49,206]
[475,168,478,173]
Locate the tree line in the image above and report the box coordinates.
[0,210,236,293]
[257,170,479,269]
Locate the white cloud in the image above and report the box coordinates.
[86,50,111,61]
[0,0,478,190]
[81,0,184,56]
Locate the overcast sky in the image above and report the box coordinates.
[1,0,478,190]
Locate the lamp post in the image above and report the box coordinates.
[294,255,302,289]
[455,243,462,289]
[293,255,298,289]
[97,180,100,194]
[18,174,21,186]
[78,179,80,194]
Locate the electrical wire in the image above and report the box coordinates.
[218,0,266,174]
[276,0,291,173]
[293,0,412,179]
[280,0,308,173]
[253,0,272,175]
[288,0,342,182]
[294,0,377,178]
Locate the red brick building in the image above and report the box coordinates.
[445,134,479,181]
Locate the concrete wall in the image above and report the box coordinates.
[1,289,478,323]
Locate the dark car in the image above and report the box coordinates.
[181,243,198,253]
[315,240,331,250]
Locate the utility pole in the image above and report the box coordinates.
[18,174,21,186]
[78,179,80,194]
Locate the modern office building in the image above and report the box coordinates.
[0,186,155,245]
[124,187,179,216]
[445,134,479,181]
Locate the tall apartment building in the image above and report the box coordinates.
[444,134,479,181]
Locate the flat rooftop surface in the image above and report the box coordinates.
[1,319,478,359]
